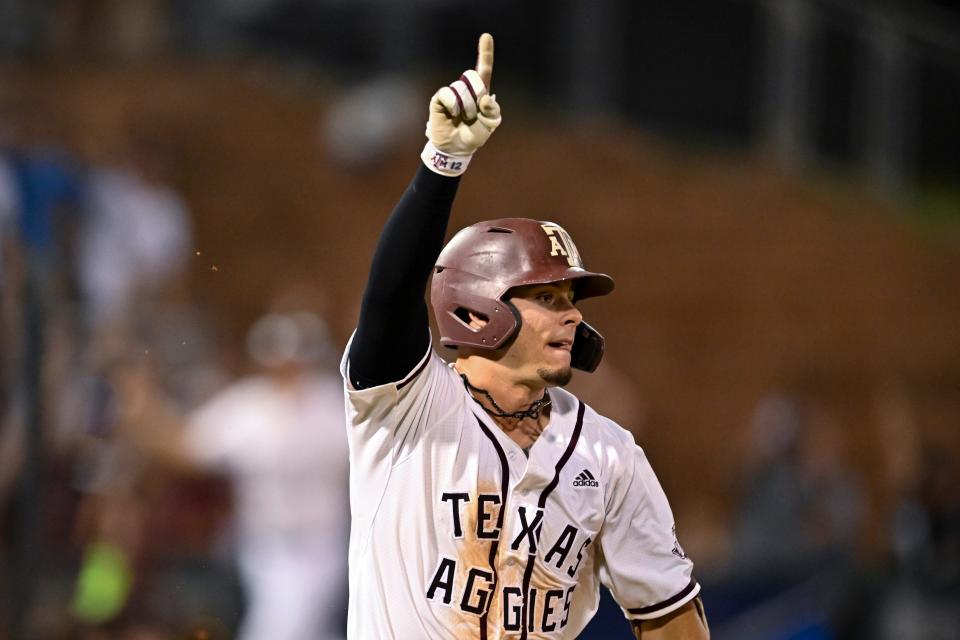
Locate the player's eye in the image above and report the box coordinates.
[537,292,554,303]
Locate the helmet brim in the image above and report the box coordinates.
[502,269,615,302]
[569,271,615,300]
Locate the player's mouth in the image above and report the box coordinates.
[546,339,573,352]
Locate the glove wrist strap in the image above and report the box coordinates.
[421,142,472,176]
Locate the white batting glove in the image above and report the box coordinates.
[422,33,501,177]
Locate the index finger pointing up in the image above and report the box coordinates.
[476,33,494,91]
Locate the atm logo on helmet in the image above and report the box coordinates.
[540,224,583,268]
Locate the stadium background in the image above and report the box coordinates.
[1,1,958,638]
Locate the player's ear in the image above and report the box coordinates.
[467,311,489,330]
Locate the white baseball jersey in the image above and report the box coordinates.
[341,338,698,639]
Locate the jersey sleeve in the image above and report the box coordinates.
[340,332,462,458]
[597,432,700,622]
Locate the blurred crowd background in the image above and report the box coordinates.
[1,0,959,639]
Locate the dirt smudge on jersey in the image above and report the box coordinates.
[449,482,503,636]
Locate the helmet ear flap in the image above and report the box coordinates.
[571,321,605,372]
[437,290,520,349]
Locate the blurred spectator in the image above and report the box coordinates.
[0,145,20,270]
[4,124,83,293]
[702,391,868,638]
[727,392,865,580]
[1,99,83,636]
[0,144,21,401]
[118,306,349,640]
[848,379,960,639]
[870,447,960,640]
[77,135,192,336]
[0,316,101,637]
[63,319,235,639]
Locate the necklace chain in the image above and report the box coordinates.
[459,374,552,421]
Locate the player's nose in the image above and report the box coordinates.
[559,300,582,326]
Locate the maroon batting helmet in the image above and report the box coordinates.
[430,218,614,372]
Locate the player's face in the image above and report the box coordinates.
[504,281,582,387]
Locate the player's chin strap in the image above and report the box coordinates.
[459,374,551,421]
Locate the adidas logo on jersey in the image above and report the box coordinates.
[572,469,599,488]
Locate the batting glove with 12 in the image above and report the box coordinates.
[422,33,501,177]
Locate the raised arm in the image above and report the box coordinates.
[349,34,501,389]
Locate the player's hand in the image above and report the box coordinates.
[422,33,501,176]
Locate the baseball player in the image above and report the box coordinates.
[119,310,349,640]
[342,34,708,639]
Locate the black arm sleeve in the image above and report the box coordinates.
[348,164,461,389]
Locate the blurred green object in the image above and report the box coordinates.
[71,541,133,624]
